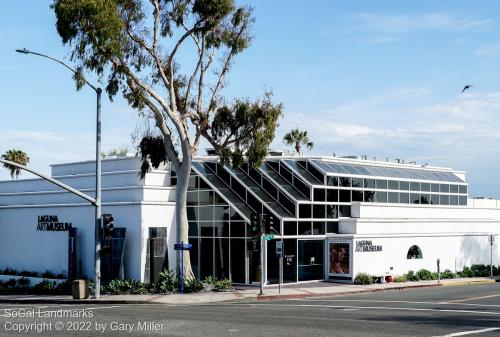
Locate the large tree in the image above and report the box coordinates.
[283,127,313,154]
[52,0,282,279]
[1,149,30,179]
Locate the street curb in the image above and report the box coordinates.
[0,299,154,305]
[256,283,443,301]
[441,279,496,287]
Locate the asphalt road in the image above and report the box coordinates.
[0,283,499,337]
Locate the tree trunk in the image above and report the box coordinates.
[295,142,301,154]
[174,154,195,280]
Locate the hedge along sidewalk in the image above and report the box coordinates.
[0,277,497,305]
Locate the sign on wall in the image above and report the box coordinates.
[328,240,352,277]
[355,240,382,252]
[36,215,73,232]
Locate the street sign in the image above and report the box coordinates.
[264,235,275,241]
[174,243,192,251]
[276,241,283,258]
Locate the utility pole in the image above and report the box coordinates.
[16,48,103,298]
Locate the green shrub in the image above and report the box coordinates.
[440,269,457,279]
[31,280,56,295]
[104,279,147,295]
[471,264,490,277]
[17,277,30,287]
[458,266,474,278]
[354,273,374,285]
[213,278,233,292]
[393,275,407,283]
[184,278,204,293]
[404,270,419,282]
[155,269,178,293]
[417,269,437,281]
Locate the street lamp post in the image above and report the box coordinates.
[16,48,103,299]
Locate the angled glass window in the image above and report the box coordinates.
[328,163,349,174]
[352,165,371,176]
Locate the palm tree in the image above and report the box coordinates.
[1,149,30,179]
[283,127,314,154]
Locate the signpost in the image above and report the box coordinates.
[489,235,495,279]
[174,242,192,294]
[276,240,283,294]
[437,258,441,283]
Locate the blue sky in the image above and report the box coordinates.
[2,1,500,197]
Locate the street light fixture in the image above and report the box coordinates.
[16,48,103,299]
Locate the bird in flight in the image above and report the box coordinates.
[461,84,473,93]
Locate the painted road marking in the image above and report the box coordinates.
[447,294,500,303]
[228,303,500,316]
[288,299,500,308]
[432,327,500,336]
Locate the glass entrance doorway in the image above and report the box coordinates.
[298,240,324,281]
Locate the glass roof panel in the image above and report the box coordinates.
[338,164,359,175]
[328,163,349,174]
[352,165,372,176]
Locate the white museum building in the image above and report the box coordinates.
[0,154,498,284]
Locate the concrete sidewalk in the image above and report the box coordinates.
[0,277,496,305]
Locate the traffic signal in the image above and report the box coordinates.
[102,214,114,239]
[250,212,260,237]
[265,213,277,234]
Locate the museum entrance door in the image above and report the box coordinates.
[298,239,324,281]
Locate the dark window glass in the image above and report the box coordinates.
[388,180,399,190]
[375,191,387,203]
[267,161,279,171]
[188,176,199,188]
[431,194,439,205]
[339,177,351,187]
[313,222,325,235]
[411,193,420,204]
[206,162,217,172]
[399,193,410,204]
[326,205,338,219]
[262,177,278,198]
[440,184,450,193]
[298,221,312,235]
[249,168,261,184]
[376,180,388,189]
[327,189,338,202]
[308,164,325,183]
[279,191,296,216]
[400,181,410,190]
[340,189,351,202]
[198,206,214,221]
[440,195,450,205]
[214,221,229,237]
[187,206,198,221]
[364,179,375,188]
[421,183,430,192]
[388,192,398,203]
[294,177,311,199]
[352,177,363,188]
[364,191,375,202]
[214,193,228,205]
[189,238,199,279]
[230,239,246,283]
[230,221,246,237]
[247,193,262,214]
[189,221,198,236]
[410,182,420,191]
[199,178,209,189]
[420,194,430,204]
[326,222,339,233]
[327,176,338,186]
[218,166,231,186]
[450,185,459,193]
[280,165,293,183]
[313,204,326,218]
[299,204,312,218]
[214,238,230,279]
[171,171,177,186]
[230,209,244,221]
[339,205,351,217]
[284,221,297,236]
[200,222,214,236]
[450,195,458,205]
[352,190,363,202]
[459,196,467,205]
[407,245,423,259]
[200,238,214,278]
[431,184,439,192]
[459,185,468,194]
[313,189,326,201]
[231,179,246,200]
